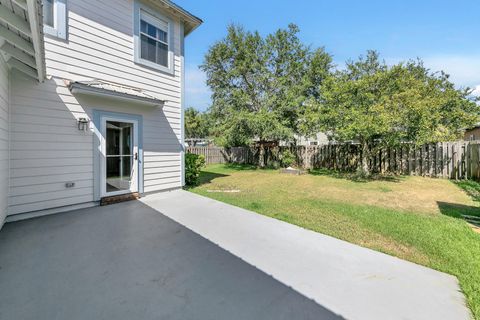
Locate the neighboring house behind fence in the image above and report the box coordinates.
[0,0,202,228]
[464,123,480,141]
[291,132,330,146]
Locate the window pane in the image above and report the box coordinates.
[158,29,167,43]
[43,0,54,27]
[156,42,168,67]
[122,125,132,154]
[140,34,156,63]
[106,121,132,155]
[106,156,132,192]
[106,123,120,156]
[140,20,147,33]
[147,23,157,38]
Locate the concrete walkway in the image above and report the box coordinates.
[141,190,470,320]
[0,190,470,319]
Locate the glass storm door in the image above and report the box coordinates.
[101,118,138,196]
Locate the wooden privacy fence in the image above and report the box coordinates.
[187,141,480,180]
[186,146,257,165]
[186,147,229,164]
[302,141,480,180]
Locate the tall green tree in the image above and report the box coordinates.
[306,51,480,174]
[184,107,210,140]
[201,24,332,165]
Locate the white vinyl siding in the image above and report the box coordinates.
[8,0,184,216]
[0,56,9,227]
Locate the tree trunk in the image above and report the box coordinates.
[360,141,371,176]
[259,142,265,168]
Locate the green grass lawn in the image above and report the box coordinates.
[188,164,480,319]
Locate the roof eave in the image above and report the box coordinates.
[0,0,46,82]
[156,0,202,36]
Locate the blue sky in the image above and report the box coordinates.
[177,0,480,111]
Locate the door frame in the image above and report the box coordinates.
[93,110,144,201]
[100,116,138,197]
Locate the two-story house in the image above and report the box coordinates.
[0,0,202,227]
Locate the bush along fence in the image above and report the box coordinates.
[187,141,480,180]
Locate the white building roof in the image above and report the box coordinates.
[68,80,165,106]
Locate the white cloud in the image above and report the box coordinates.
[185,65,211,111]
[471,85,480,97]
[387,55,480,90]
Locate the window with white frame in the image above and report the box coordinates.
[134,4,173,74]
[140,12,168,67]
[42,0,67,39]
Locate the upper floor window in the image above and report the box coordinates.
[43,0,54,27]
[140,12,168,67]
[134,3,174,74]
[42,0,67,39]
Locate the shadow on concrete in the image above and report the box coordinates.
[0,201,344,320]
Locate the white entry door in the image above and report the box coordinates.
[100,117,139,197]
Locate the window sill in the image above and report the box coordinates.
[44,25,67,40]
[134,57,174,76]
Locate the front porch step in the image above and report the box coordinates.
[100,193,141,206]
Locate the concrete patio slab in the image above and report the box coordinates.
[0,199,339,320]
[141,190,470,320]
[0,190,470,319]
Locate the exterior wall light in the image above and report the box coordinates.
[77,118,90,131]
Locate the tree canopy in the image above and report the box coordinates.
[200,24,333,147]
[200,24,480,173]
[304,51,480,173]
[185,107,210,139]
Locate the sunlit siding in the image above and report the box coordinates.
[8,0,184,216]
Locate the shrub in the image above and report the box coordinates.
[185,153,206,186]
[280,149,295,168]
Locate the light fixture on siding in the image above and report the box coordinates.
[77,118,90,131]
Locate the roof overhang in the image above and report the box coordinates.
[68,80,166,107]
[153,0,202,36]
[0,0,46,81]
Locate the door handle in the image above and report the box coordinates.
[134,152,138,160]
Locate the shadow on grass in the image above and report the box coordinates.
[223,163,259,171]
[438,202,480,229]
[197,171,230,186]
[444,181,480,227]
[455,180,480,203]
[308,168,404,183]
